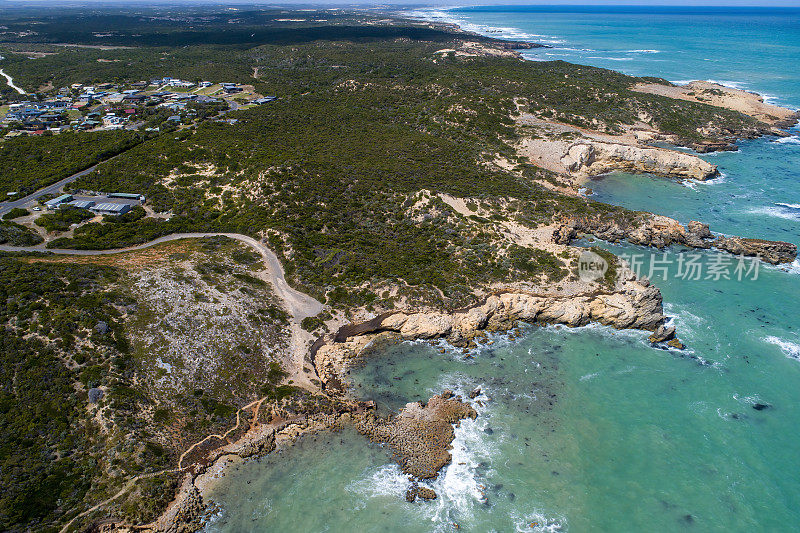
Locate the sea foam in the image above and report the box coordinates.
[512,509,567,532]
[348,371,499,530]
[745,205,800,220]
[764,336,800,361]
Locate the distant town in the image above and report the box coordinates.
[1,76,276,136]
[0,74,277,243]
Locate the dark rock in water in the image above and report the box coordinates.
[405,485,418,502]
[94,321,109,334]
[714,236,797,265]
[417,486,437,501]
[667,338,686,350]
[508,492,516,501]
[483,427,494,435]
[752,403,772,411]
[649,325,676,344]
[683,514,694,524]
[469,387,481,399]
[355,392,477,481]
[691,141,738,154]
[88,388,104,404]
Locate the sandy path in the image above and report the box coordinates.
[0,68,25,95]
[0,232,322,319]
[2,232,324,387]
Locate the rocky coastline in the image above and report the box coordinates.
[552,216,798,265]
[356,391,478,501]
[98,26,799,533]
[561,140,720,181]
[133,210,799,531]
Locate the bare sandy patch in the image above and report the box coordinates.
[633,80,798,125]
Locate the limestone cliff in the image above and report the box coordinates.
[314,277,666,386]
[560,141,719,181]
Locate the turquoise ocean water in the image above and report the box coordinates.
[204,7,800,532]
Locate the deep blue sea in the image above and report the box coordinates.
[204,7,800,532]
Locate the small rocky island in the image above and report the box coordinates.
[356,391,478,501]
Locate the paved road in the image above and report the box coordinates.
[0,93,242,216]
[0,164,101,216]
[0,232,323,320]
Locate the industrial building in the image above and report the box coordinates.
[107,192,146,202]
[68,200,96,209]
[90,202,131,215]
[44,194,73,210]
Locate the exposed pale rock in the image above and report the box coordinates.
[398,313,453,338]
[356,393,477,480]
[649,325,676,343]
[370,277,665,342]
[561,141,719,181]
[380,312,409,331]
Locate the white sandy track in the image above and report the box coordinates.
[0,232,322,319]
[26,233,322,533]
[0,68,25,95]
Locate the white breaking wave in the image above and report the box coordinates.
[512,509,568,532]
[764,336,800,361]
[346,463,410,500]
[348,372,500,530]
[402,8,563,44]
[428,409,497,528]
[780,258,800,275]
[775,136,800,145]
[626,49,661,53]
[586,56,634,61]
[704,79,748,90]
[733,392,766,406]
[776,202,800,209]
[746,205,800,220]
[695,172,729,185]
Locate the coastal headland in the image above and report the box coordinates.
[0,7,798,533]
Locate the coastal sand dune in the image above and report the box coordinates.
[633,80,799,127]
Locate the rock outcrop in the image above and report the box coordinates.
[555,216,797,265]
[150,477,205,533]
[560,141,719,181]
[315,278,666,386]
[356,391,477,480]
[633,80,800,130]
[714,236,797,265]
[691,141,739,153]
[648,324,676,343]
